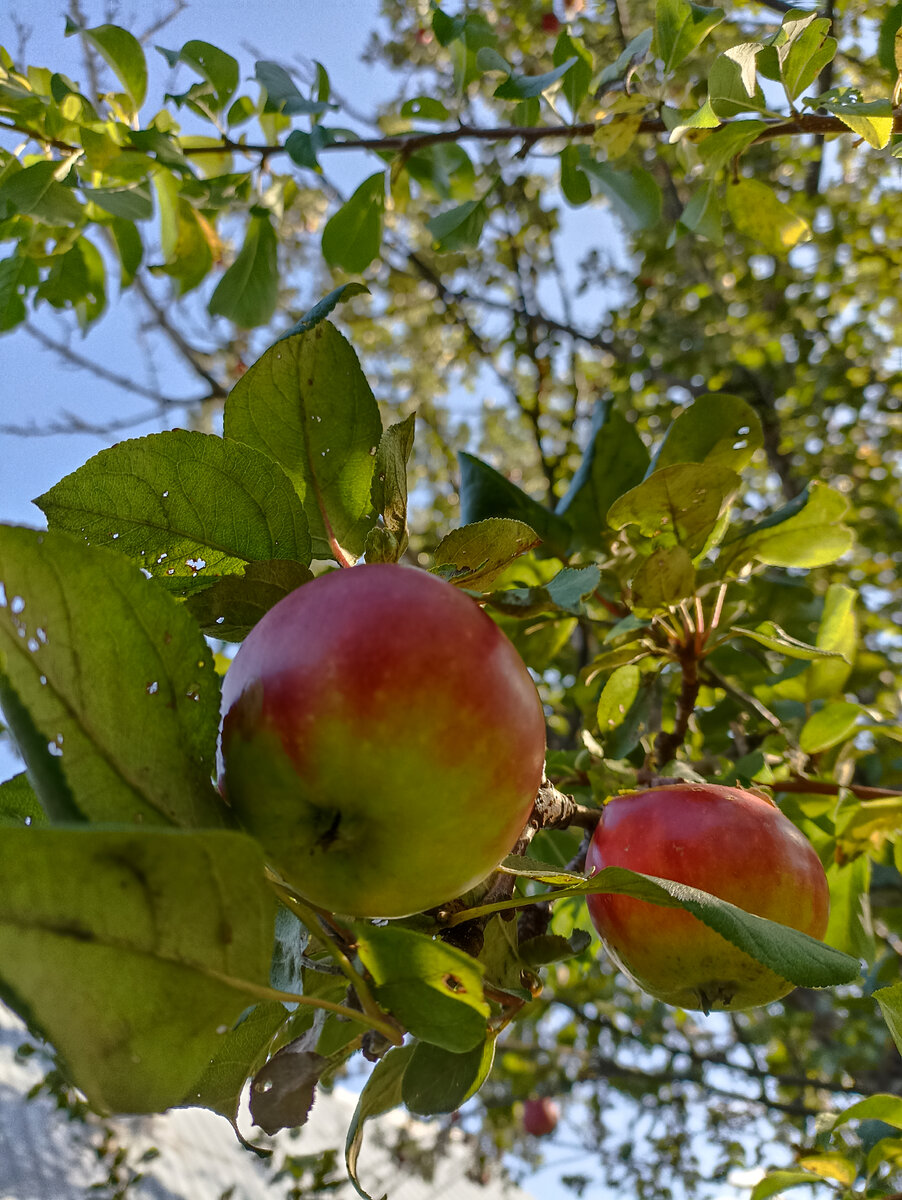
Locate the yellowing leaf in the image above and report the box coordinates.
[726,178,810,252]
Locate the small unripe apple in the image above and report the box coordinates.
[523,1097,560,1136]
[220,564,546,918]
[585,783,830,1012]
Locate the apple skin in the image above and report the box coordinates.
[522,1097,560,1137]
[219,564,546,918]
[585,783,830,1012]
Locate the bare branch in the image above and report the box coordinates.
[22,322,180,406]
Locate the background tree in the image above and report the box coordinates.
[1,2,902,1197]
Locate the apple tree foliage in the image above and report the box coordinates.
[1,0,902,1195]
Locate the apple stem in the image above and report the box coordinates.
[264,870,404,1044]
[202,967,404,1045]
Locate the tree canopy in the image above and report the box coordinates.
[1,2,902,1197]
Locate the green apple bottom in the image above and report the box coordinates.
[219,564,831,1012]
[219,563,547,919]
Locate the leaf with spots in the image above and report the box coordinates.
[0,524,225,827]
[35,429,312,593]
[432,518,540,589]
[607,462,741,558]
[0,827,275,1113]
[650,394,763,475]
[354,924,489,1052]
[184,559,313,641]
[224,321,383,564]
[365,413,416,564]
[0,771,46,827]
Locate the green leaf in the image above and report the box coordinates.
[345,1045,415,1200]
[631,545,696,614]
[66,21,147,112]
[187,1000,289,1120]
[749,1172,822,1200]
[598,28,654,88]
[719,481,853,571]
[0,771,45,827]
[431,8,467,47]
[578,156,662,231]
[829,1088,902,1132]
[499,854,587,886]
[494,56,577,101]
[708,47,768,118]
[821,97,894,149]
[554,32,593,114]
[698,119,768,173]
[457,452,572,555]
[0,524,225,827]
[432,519,540,590]
[404,143,475,202]
[0,671,81,823]
[402,1038,495,1115]
[680,179,723,242]
[426,198,487,252]
[654,0,725,72]
[730,621,848,661]
[726,178,811,254]
[607,462,741,557]
[519,929,593,966]
[878,4,902,74]
[208,211,278,327]
[651,394,764,476]
[254,60,334,115]
[365,414,416,564]
[36,429,312,590]
[0,827,275,1112]
[559,144,592,206]
[596,664,656,758]
[556,402,649,549]
[483,565,601,618]
[799,701,862,754]
[354,924,489,1052]
[0,160,83,225]
[279,282,370,340]
[184,559,314,641]
[82,182,153,221]
[321,173,385,273]
[667,97,721,143]
[824,857,875,963]
[109,217,143,286]
[400,96,450,121]
[36,238,106,327]
[157,40,239,109]
[776,15,835,102]
[0,253,38,331]
[773,585,857,702]
[476,865,860,988]
[224,321,382,563]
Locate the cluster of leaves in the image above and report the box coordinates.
[3,0,902,1195]
[0,4,900,330]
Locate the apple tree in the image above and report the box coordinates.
[1,1,902,1196]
